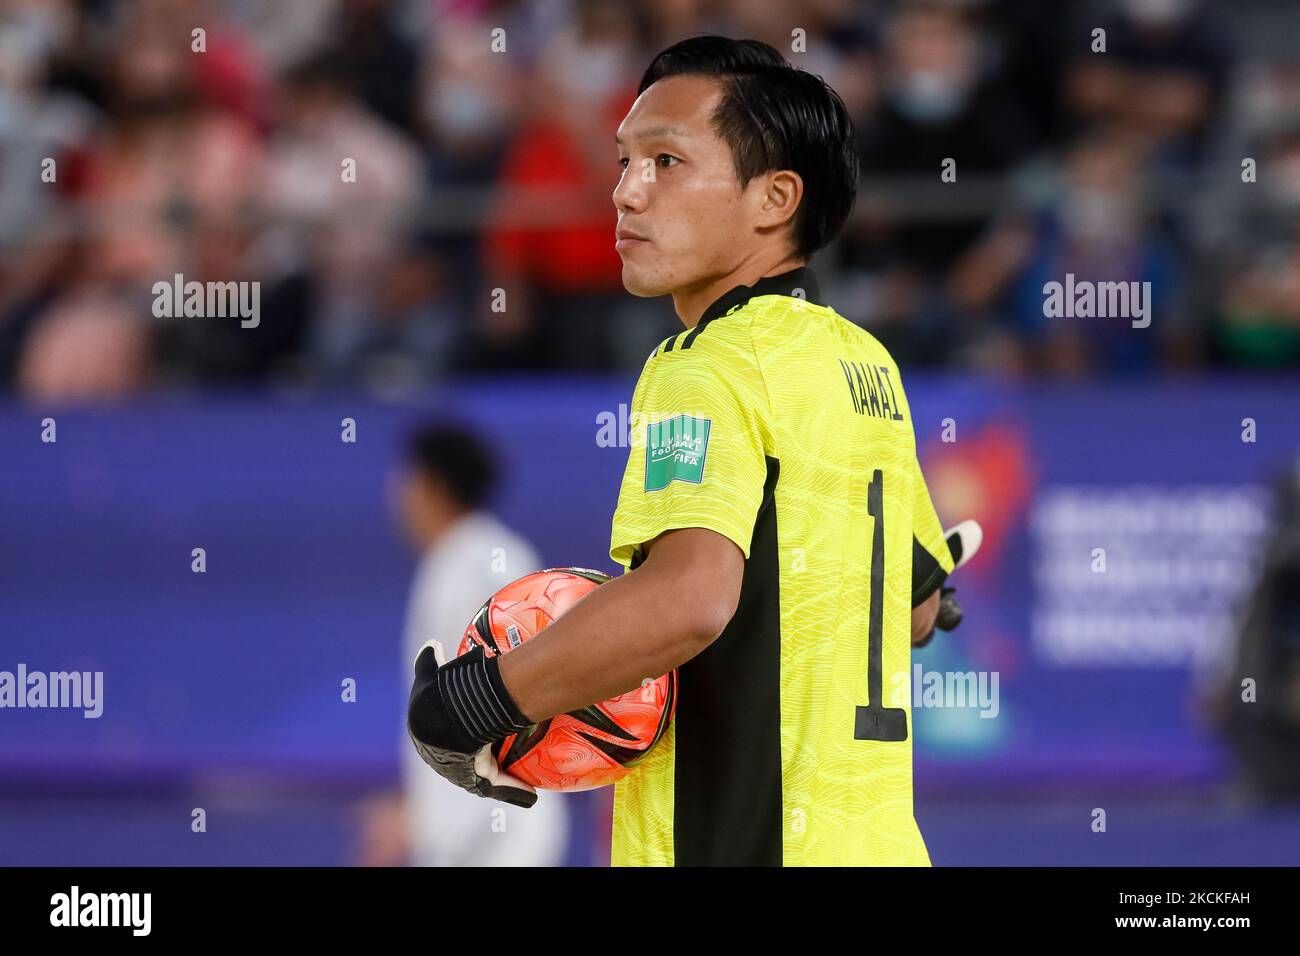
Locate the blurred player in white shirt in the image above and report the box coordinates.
[360,424,570,866]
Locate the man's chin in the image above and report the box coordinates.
[620,265,672,298]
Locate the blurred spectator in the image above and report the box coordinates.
[420,15,517,177]
[237,0,342,74]
[1066,0,1232,168]
[263,51,425,383]
[0,1,97,247]
[975,0,1080,148]
[17,287,152,399]
[841,1,1035,364]
[953,127,1197,374]
[359,423,569,867]
[415,14,522,333]
[328,0,420,132]
[470,0,642,371]
[1214,130,1300,367]
[1217,463,1300,803]
[0,0,1293,388]
[82,29,265,284]
[7,6,268,400]
[321,231,462,388]
[155,209,315,385]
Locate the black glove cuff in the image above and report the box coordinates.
[437,648,533,747]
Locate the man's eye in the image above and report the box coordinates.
[657,154,680,168]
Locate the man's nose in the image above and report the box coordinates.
[613,166,648,213]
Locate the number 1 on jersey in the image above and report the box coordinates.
[854,469,909,742]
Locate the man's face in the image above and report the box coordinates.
[391,468,448,551]
[613,75,767,297]
[390,468,427,551]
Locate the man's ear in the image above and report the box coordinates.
[755,169,804,233]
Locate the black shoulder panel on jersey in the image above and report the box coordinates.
[679,312,723,350]
[655,330,686,356]
[679,265,825,351]
[672,455,783,866]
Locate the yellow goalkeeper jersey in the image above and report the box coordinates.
[608,266,953,866]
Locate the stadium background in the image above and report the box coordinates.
[2,0,1300,865]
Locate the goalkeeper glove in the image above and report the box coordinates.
[406,639,539,808]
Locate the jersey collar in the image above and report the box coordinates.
[696,266,824,327]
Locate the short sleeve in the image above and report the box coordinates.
[911,453,954,605]
[609,339,768,569]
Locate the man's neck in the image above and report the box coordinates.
[672,253,806,328]
[418,505,474,553]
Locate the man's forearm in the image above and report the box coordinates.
[496,561,714,722]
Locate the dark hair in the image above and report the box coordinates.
[638,35,858,259]
[404,424,497,511]
[281,51,354,97]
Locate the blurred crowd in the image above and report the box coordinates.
[1,0,1299,400]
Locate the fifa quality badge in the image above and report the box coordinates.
[645,414,711,491]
